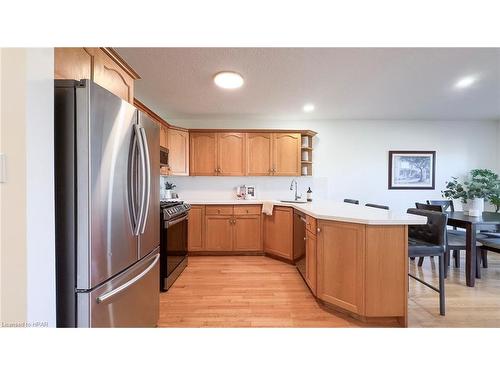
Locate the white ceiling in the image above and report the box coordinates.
[116,48,500,121]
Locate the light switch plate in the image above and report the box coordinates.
[0,153,5,183]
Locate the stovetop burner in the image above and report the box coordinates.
[160,200,191,221]
[160,200,183,209]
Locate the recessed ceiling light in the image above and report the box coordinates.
[213,71,244,89]
[303,103,315,113]
[454,75,478,89]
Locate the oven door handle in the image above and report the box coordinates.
[165,213,189,228]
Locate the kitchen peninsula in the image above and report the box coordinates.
[184,200,426,327]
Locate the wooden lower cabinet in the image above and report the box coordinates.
[263,206,293,260]
[188,205,204,251]
[205,216,234,251]
[316,221,365,315]
[234,215,262,251]
[192,205,263,252]
[305,229,317,295]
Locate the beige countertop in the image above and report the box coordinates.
[181,199,427,225]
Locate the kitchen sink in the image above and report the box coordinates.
[280,200,308,204]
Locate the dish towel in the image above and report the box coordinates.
[262,201,274,216]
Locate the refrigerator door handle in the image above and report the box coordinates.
[130,134,139,234]
[134,124,146,236]
[139,127,151,234]
[95,253,160,304]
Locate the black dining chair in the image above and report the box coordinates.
[365,203,389,210]
[344,199,359,205]
[407,208,447,316]
[477,237,500,273]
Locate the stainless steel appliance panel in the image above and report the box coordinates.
[77,248,160,327]
[77,81,139,289]
[137,111,160,259]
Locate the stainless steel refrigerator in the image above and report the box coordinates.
[55,79,160,327]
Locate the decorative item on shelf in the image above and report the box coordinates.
[301,136,309,148]
[163,181,176,200]
[388,150,436,190]
[302,166,308,175]
[246,186,256,200]
[301,151,309,161]
[307,187,312,202]
[442,169,500,216]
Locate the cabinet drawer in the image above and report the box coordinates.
[306,215,317,234]
[234,205,262,216]
[205,205,234,216]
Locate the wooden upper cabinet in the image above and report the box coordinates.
[263,206,293,260]
[273,133,301,176]
[246,133,272,175]
[54,48,92,80]
[168,128,189,176]
[93,50,134,103]
[316,221,366,315]
[54,47,139,104]
[217,133,246,176]
[190,132,217,176]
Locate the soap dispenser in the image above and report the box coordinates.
[307,187,312,202]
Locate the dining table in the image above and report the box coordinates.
[446,211,500,287]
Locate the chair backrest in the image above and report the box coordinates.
[415,202,445,212]
[407,208,447,247]
[365,203,389,210]
[344,199,359,205]
[427,200,455,212]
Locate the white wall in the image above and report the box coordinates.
[0,48,55,327]
[164,118,499,212]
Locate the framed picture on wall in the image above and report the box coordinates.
[388,151,436,190]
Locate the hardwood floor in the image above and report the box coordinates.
[408,252,500,327]
[159,254,500,328]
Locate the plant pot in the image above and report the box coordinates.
[468,198,484,217]
[164,189,173,199]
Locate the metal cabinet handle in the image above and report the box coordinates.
[96,253,160,304]
[317,227,321,233]
[303,237,307,241]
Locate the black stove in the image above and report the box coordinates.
[160,200,190,291]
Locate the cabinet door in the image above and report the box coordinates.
[92,48,134,103]
[234,215,262,251]
[305,231,317,295]
[190,132,217,176]
[188,205,205,251]
[205,216,233,251]
[317,221,365,314]
[168,128,189,176]
[218,133,246,176]
[263,207,293,260]
[246,133,272,176]
[54,48,92,80]
[272,133,301,176]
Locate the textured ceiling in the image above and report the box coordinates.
[116,48,500,121]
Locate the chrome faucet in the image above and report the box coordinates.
[290,179,302,201]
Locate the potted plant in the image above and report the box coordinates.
[442,169,500,216]
[164,181,176,199]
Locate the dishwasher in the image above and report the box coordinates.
[293,209,307,278]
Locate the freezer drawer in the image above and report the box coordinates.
[77,249,160,328]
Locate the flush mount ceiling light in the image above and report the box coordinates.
[303,103,315,113]
[213,71,244,89]
[454,75,478,89]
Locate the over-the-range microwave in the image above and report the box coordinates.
[160,146,169,167]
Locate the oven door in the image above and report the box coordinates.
[161,213,188,290]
